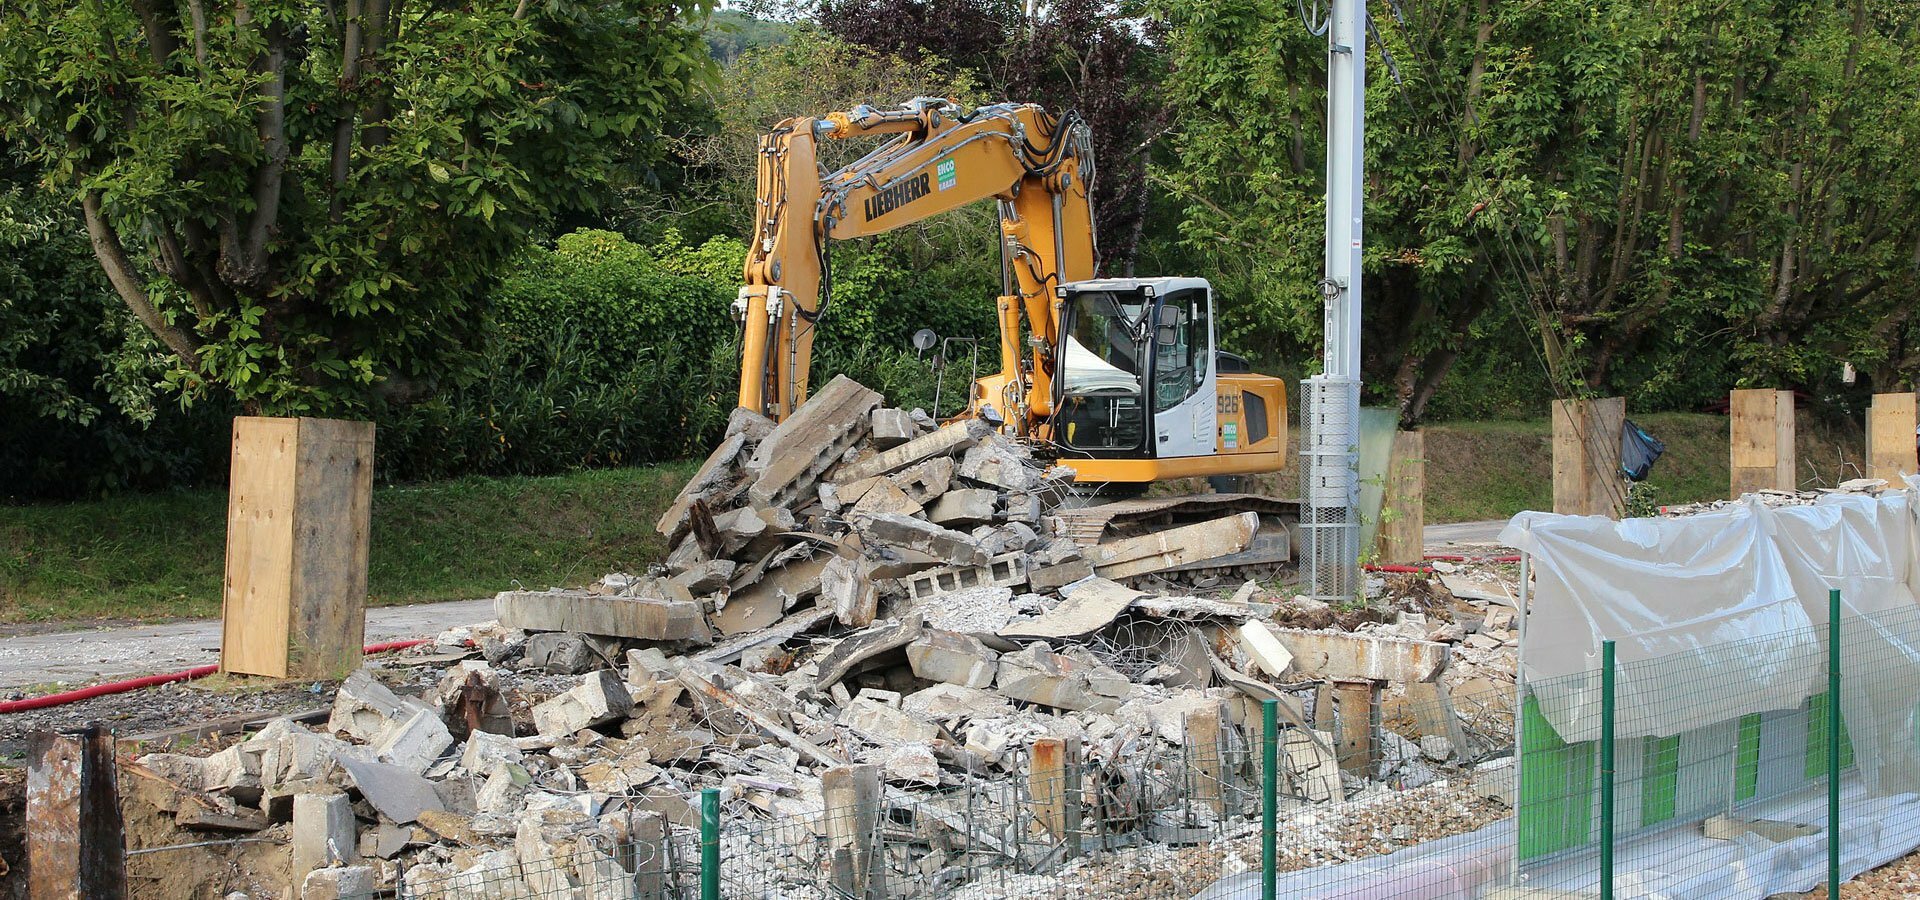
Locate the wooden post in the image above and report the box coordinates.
[1184,704,1227,817]
[631,811,669,900]
[821,765,884,900]
[1376,430,1425,563]
[1026,736,1083,857]
[1730,388,1796,497]
[26,727,125,900]
[1552,397,1626,517]
[1332,680,1378,776]
[221,417,374,679]
[1866,392,1918,482]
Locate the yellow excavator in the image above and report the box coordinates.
[734,98,1290,497]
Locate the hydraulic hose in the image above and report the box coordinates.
[0,638,433,714]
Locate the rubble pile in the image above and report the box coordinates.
[123,376,1519,898]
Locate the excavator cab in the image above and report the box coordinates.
[1047,277,1287,484]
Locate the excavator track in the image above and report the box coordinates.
[1054,492,1301,590]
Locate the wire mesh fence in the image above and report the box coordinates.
[376,587,1920,900]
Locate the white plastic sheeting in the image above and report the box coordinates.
[1502,481,1920,786]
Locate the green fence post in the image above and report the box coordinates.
[701,786,720,900]
[1262,698,1278,900]
[1600,639,1616,900]
[1829,588,1842,898]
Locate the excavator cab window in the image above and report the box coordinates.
[1152,291,1208,414]
[1055,289,1148,454]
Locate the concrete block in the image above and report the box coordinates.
[461,730,523,772]
[900,553,1029,601]
[523,632,596,674]
[1236,620,1294,678]
[671,559,737,595]
[927,488,998,527]
[373,709,455,775]
[889,457,955,503]
[300,865,375,900]
[958,439,1036,490]
[532,670,633,738]
[338,756,445,825]
[906,630,999,689]
[820,555,879,628]
[746,375,883,507]
[496,590,711,643]
[293,793,356,887]
[870,408,920,449]
[1026,556,1093,593]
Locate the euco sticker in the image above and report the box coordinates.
[937,158,957,191]
[1223,421,1238,449]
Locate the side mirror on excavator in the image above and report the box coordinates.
[1155,305,1182,346]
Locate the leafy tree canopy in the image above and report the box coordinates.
[0,0,717,415]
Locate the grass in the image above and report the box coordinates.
[0,463,696,624]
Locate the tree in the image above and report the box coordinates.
[0,0,716,415]
[818,0,1169,275]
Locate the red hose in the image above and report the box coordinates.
[0,638,433,714]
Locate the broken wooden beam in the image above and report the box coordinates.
[27,726,126,900]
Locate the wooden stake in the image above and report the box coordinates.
[1730,389,1796,497]
[1332,680,1379,776]
[1866,392,1918,482]
[1027,736,1083,855]
[1376,429,1425,563]
[821,765,885,900]
[1552,398,1626,517]
[27,727,125,900]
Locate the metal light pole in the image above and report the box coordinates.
[1302,0,1366,602]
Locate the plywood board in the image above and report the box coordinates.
[222,417,299,678]
[1730,389,1795,497]
[1867,392,1918,482]
[222,417,374,679]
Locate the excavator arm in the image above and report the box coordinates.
[736,99,1097,428]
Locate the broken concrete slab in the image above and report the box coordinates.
[995,644,1133,712]
[714,554,828,636]
[496,590,711,643]
[958,440,1036,491]
[913,585,1016,635]
[300,865,376,900]
[857,514,987,566]
[1270,629,1449,682]
[1235,620,1294,679]
[461,730,523,773]
[373,709,455,775]
[998,578,1142,641]
[670,559,737,595]
[841,698,940,745]
[1284,729,1345,802]
[906,630,999,689]
[746,375,884,508]
[1086,512,1259,579]
[847,479,924,520]
[926,488,998,527]
[656,432,749,539]
[328,671,436,744]
[523,632,599,675]
[339,756,445,825]
[820,555,879,628]
[532,671,633,738]
[1027,556,1094,593]
[815,616,924,688]
[292,793,356,886]
[834,419,988,485]
[1440,573,1517,606]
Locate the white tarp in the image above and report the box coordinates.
[1500,505,1820,745]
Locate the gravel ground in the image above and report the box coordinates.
[0,676,331,764]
